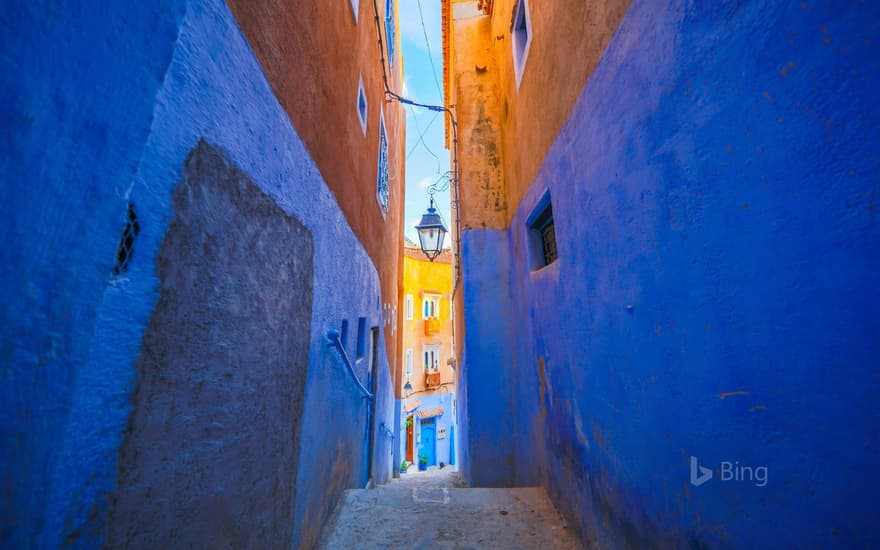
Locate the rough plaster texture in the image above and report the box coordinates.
[451,14,508,230]
[0,2,185,546]
[459,0,880,547]
[106,141,313,548]
[226,0,407,372]
[2,1,395,547]
[458,229,517,488]
[490,0,631,226]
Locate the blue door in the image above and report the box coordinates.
[449,425,454,466]
[420,420,436,466]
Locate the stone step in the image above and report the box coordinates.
[319,471,582,549]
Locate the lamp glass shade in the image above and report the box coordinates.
[415,206,448,261]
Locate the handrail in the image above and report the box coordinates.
[326,329,374,400]
[379,422,395,440]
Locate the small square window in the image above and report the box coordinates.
[405,348,413,376]
[510,0,532,89]
[527,192,558,270]
[357,75,367,136]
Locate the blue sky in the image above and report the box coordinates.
[398,0,452,245]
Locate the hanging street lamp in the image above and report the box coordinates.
[414,198,448,261]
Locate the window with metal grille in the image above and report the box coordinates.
[385,0,396,65]
[114,202,140,275]
[527,192,558,270]
[376,112,389,215]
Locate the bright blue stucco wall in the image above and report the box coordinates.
[459,229,517,487]
[461,0,880,547]
[1,0,394,547]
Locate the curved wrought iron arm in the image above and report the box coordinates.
[326,329,374,400]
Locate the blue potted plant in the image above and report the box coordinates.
[418,452,428,471]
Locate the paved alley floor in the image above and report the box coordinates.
[319,467,582,549]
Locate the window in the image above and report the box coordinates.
[114,202,140,275]
[356,317,367,359]
[527,191,558,269]
[511,0,532,90]
[376,111,389,215]
[356,75,367,136]
[423,344,441,372]
[384,0,396,65]
[405,348,413,376]
[423,294,440,319]
[405,294,414,320]
[349,0,359,24]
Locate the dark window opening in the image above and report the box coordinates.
[357,77,368,134]
[527,193,558,270]
[356,317,367,359]
[341,319,349,350]
[114,202,141,275]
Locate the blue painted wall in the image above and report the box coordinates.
[460,0,880,547]
[1,0,394,547]
[399,392,456,468]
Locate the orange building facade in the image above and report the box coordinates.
[399,241,456,467]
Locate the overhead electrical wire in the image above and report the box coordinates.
[406,109,441,165]
[417,0,445,102]
[370,0,463,295]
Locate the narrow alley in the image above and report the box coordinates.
[321,469,579,549]
[2,0,880,549]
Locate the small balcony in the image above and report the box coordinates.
[425,372,441,389]
[424,317,441,336]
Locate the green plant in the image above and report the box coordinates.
[400,460,408,472]
[419,454,428,465]
[405,417,413,428]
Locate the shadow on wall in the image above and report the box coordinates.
[106,141,313,548]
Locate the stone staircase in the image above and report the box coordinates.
[319,468,582,549]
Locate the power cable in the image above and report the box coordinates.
[417,0,444,102]
[370,0,462,296]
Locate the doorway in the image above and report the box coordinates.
[420,417,436,466]
[365,327,379,485]
[405,414,414,462]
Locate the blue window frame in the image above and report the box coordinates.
[385,0,396,65]
[511,0,532,89]
[376,113,389,215]
[357,75,367,135]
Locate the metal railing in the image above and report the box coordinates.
[379,422,395,440]
[326,329,374,400]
